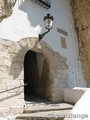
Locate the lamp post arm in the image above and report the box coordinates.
[39,29,50,41]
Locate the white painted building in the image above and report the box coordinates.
[0,0,86,87]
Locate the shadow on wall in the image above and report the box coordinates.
[8,38,43,80]
[18,0,45,32]
[9,43,29,79]
[8,39,41,80]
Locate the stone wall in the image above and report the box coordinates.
[0,0,16,21]
[0,38,25,116]
[0,37,68,116]
[71,0,90,86]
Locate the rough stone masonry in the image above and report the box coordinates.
[0,37,68,116]
[71,0,90,87]
[0,0,16,21]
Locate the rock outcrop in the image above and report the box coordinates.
[0,0,16,21]
[71,0,90,86]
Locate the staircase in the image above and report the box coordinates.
[16,95,73,120]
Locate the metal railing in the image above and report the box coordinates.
[0,83,27,94]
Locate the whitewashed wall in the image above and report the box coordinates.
[0,0,86,87]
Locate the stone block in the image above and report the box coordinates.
[17,93,24,99]
[4,58,11,67]
[0,107,9,117]
[10,106,23,115]
[0,92,7,101]
[0,72,13,79]
[0,83,6,90]
[1,79,11,85]
[0,57,4,66]
[10,80,21,86]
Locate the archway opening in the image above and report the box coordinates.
[24,50,50,101]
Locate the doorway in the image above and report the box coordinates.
[24,50,50,101]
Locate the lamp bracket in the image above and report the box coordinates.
[39,29,50,41]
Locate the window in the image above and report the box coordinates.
[31,0,51,9]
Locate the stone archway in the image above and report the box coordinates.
[15,38,68,102]
[0,37,68,115]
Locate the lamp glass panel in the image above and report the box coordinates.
[44,19,53,29]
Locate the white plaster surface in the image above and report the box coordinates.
[64,87,88,104]
[64,89,90,120]
[0,0,86,87]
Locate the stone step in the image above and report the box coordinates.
[16,103,73,120]
[16,109,71,120]
[24,102,73,113]
[16,117,64,120]
[16,96,73,120]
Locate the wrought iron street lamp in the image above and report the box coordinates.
[39,13,54,41]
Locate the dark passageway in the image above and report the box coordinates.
[24,50,38,95]
[24,50,50,101]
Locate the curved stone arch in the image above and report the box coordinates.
[0,37,68,115]
[8,37,68,102]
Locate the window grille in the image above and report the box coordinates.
[31,0,51,9]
